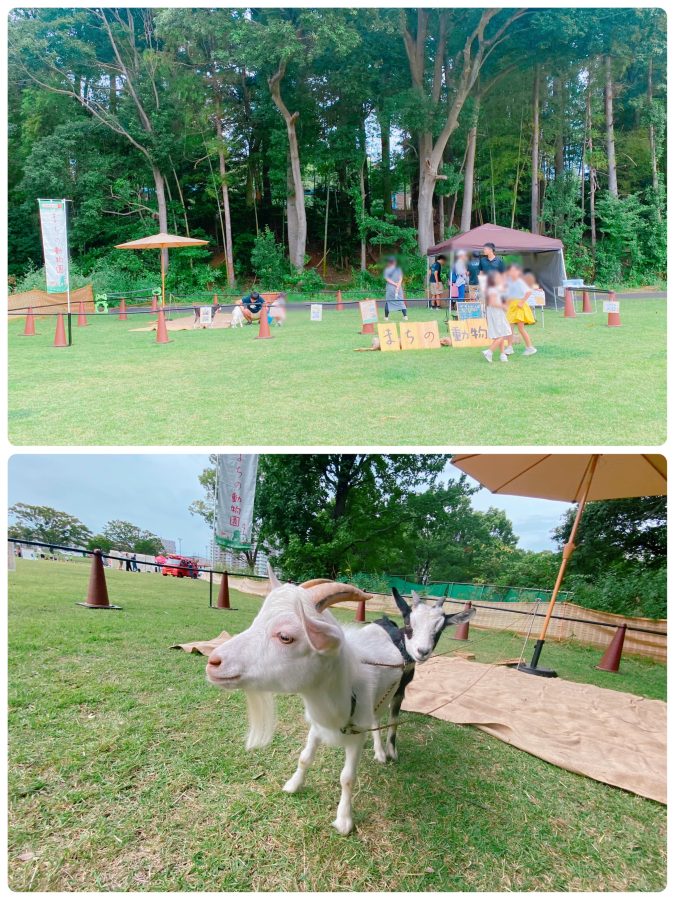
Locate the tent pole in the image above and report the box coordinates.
[161,250,166,308]
[521,454,599,676]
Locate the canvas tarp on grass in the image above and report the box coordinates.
[402,656,666,804]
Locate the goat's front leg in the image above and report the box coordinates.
[333,737,364,835]
[283,726,320,794]
[372,723,387,763]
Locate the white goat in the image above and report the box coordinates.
[373,588,476,760]
[206,568,410,834]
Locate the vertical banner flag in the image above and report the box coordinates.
[215,454,259,549]
[38,199,70,294]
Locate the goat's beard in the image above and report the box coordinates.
[244,691,277,749]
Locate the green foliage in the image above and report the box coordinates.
[8,503,92,548]
[570,566,666,619]
[101,520,165,555]
[540,173,592,279]
[250,227,288,289]
[283,267,325,293]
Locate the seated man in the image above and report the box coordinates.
[241,290,264,323]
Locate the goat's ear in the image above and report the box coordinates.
[411,590,424,608]
[392,587,412,619]
[434,597,445,609]
[444,607,477,627]
[267,562,282,590]
[298,604,342,655]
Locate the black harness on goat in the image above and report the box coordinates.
[374,616,415,665]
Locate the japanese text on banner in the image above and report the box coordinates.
[215,455,259,549]
[38,199,70,294]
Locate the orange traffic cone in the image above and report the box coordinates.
[453,602,472,641]
[23,307,36,336]
[53,312,68,347]
[563,288,576,318]
[118,298,128,320]
[607,290,622,327]
[216,571,236,610]
[151,294,158,312]
[582,290,592,314]
[256,302,273,339]
[361,322,375,334]
[355,598,366,622]
[336,289,344,311]
[77,300,88,327]
[76,550,122,609]
[213,293,219,307]
[595,624,627,673]
[155,308,171,344]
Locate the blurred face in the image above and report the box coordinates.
[507,265,521,279]
[523,272,536,287]
[483,244,495,259]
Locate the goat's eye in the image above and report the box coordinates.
[278,633,294,644]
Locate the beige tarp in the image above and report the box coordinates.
[171,630,231,655]
[9,284,94,316]
[402,656,666,804]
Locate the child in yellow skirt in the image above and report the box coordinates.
[504,263,537,356]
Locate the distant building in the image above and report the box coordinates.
[161,538,176,554]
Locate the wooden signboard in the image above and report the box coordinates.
[456,301,483,320]
[400,321,424,350]
[447,318,491,347]
[359,299,378,324]
[310,303,323,321]
[420,320,441,349]
[528,290,546,308]
[377,323,400,351]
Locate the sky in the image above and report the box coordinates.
[8,454,572,556]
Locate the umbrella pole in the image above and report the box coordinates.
[160,250,166,308]
[519,455,599,677]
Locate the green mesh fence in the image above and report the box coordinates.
[387,576,573,604]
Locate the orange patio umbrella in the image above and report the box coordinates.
[115,232,209,308]
[451,454,666,677]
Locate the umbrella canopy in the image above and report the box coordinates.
[427,223,563,256]
[115,232,208,250]
[451,454,666,502]
[451,454,667,677]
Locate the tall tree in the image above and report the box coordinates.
[9,504,92,548]
[604,53,619,197]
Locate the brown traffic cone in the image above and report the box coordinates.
[53,312,68,347]
[118,298,128,321]
[215,571,236,610]
[355,598,366,622]
[155,308,171,344]
[563,288,576,318]
[256,302,273,339]
[336,290,344,311]
[22,307,36,336]
[595,624,627,673]
[77,550,122,609]
[213,293,219,308]
[607,290,622,327]
[151,294,158,312]
[361,322,375,334]
[582,290,592,314]
[453,602,472,641]
[77,300,88,327]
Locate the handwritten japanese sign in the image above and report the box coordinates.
[377,323,400,351]
[359,299,378,325]
[215,454,259,549]
[199,306,213,326]
[603,300,620,314]
[528,290,546,308]
[447,318,492,347]
[420,320,441,349]
[310,303,323,321]
[456,301,483,320]
[400,322,424,350]
[38,199,70,294]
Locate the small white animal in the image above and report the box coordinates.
[230,305,245,328]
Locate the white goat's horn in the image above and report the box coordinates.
[411,590,424,607]
[434,597,445,608]
[309,581,372,613]
[267,562,282,590]
[300,578,333,589]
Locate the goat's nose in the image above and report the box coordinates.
[207,653,221,667]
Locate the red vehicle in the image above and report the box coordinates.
[160,554,199,579]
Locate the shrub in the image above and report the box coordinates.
[250,226,287,288]
[283,267,325,293]
[569,565,666,619]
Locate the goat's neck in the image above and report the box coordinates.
[300,647,355,732]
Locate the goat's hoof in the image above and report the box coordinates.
[283,777,303,794]
[332,816,354,836]
[373,750,387,764]
[385,746,398,762]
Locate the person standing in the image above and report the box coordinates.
[383,257,408,321]
[467,250,481,299]
[429,254,446,309]
[480,242,506,275]
[482,272,511,363]
[451,250,469,301]
[504,263,537,356]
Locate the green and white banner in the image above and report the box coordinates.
[215,454,259,549]
[38,199,70,294]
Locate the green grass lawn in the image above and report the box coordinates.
[8,297,666,445]
[9,560,666,891]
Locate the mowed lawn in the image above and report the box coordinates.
[8,560,666,891]
[8,296,666,445]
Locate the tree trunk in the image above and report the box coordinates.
[285,157,299,267]
[647,57,660,200]
[587,75,597,256]
[380,112,393,215]
[554,75,565,178]
[460,97,480,232]
[531,65,540,233]
[152,165,169,272]
[604,54,619,197]
[218,149,235,288]
[438,193,445,242]
[359,157,367,271]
